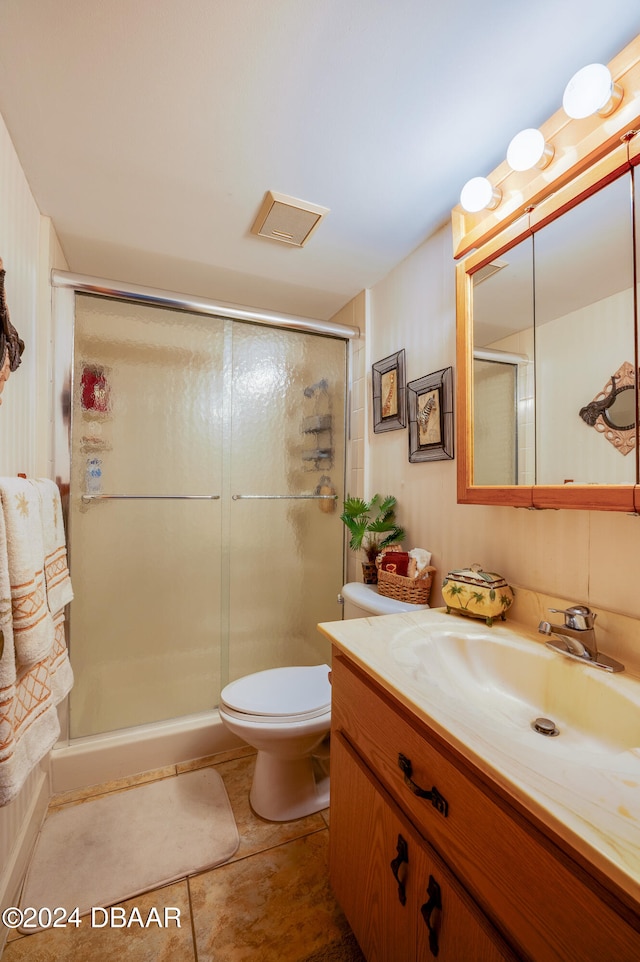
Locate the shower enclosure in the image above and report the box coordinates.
[66,291,348,740]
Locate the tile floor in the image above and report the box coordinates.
[2,748,366,962]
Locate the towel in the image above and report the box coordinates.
[379,551,410,577]
[0,500,73,807]
[0,478,55,667]
[29,478,74,616]
[407,548,433,580]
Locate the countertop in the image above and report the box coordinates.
[319,607,640,905]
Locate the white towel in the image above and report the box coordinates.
[0,478,54,667]
[30,478,74,616]
[408,548,433,580]
[0,501,73,807]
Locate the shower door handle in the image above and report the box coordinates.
[231,494,337,500]
[81,494,221,502]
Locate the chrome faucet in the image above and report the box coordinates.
[538,605,624,673]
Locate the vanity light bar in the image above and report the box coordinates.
[458,61,625,213]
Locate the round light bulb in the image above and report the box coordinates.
[459,177,501,213]
[506,128,554,172]
[562,63,622,119]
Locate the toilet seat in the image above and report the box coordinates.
[220,665,331,722]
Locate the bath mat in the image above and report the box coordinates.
[20,767,239,928]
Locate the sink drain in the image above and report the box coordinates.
[531,717,560,737]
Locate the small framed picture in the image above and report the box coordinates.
[408,366,454,462]
[372,349,406,433]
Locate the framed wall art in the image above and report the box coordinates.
[408,366,454,462]
[372,349,406,433]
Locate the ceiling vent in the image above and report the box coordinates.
[473,258,509,285]
[251,191,329,247]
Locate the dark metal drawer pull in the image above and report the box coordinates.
[398,753,449,817]
[421,874,442,956]
[389,834,409,906]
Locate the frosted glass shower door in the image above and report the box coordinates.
[69,296,225,737]
[227,323,346,682]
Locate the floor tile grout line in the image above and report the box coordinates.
[186,877,200,962]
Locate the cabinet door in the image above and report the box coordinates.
[330,732,516,962]
[330,732,416,962]
[415,867,511,962]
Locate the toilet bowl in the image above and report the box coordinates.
[219,586,428,822]
[219,665,332,821]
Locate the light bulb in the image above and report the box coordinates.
[506,128,554,171]
[562,63,623,119]
[459,177,501,213]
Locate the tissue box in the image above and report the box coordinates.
[442,564,514,626]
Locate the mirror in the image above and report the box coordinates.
[472,236,534,487]
[471,174,636,491]
[457,152,640,510]
[605,388,636,430]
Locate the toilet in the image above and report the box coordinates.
[219,665,332,822]
[340,581,429,619]
[218,584,429,822]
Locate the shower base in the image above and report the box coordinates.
[50,710,241,794]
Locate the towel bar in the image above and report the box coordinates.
[231,494,338,500]
[81,494,221,502]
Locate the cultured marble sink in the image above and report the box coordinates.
[319,606,640,900]
[389,618,640,758]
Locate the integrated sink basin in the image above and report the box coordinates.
[389,616,640,759]
[319,605,640,903]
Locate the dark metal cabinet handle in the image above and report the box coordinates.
[389,834,409,906]
[421,875,442,957]
[398,753,449,817]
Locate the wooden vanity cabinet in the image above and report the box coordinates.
[329,650,640,962]
[331,731,514,962]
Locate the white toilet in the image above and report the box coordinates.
[340,582,429,619]
[219,664,332,821]
[218,584,429,822]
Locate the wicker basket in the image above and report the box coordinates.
[376,557,436,605]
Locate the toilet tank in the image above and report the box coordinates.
[341,582,429,619]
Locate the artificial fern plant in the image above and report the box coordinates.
[340,494,405,563]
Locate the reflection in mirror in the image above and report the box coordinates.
[472,236,534,486]
[473,360,517,483]
[605,386,635,430]
[534,173,635,485]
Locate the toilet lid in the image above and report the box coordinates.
[220,665,331,718]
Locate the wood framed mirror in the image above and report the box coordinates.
[453,34,640,512]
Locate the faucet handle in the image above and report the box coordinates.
[549,605,596,630]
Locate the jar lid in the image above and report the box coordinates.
[445,563,509,588]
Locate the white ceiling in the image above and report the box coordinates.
[0,1,639,321]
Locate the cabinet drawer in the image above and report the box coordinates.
[331,651,640,962]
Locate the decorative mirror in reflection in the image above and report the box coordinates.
[579,361,636,457]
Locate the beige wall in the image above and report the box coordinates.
[0,111,68,934]
[359,222,640,622]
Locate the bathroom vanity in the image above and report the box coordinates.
[320,609,640,962]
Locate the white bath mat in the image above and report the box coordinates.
[20,767,239,928]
